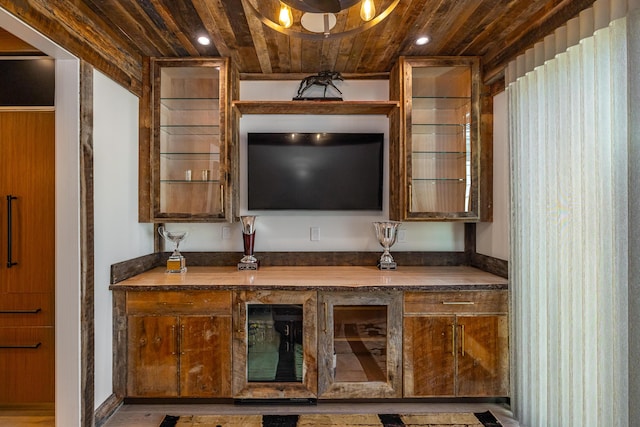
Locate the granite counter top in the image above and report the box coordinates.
[110,265,508,292]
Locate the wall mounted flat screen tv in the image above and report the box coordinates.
[248,132,384,211]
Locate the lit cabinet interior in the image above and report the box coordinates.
[390,56,488,221]
[142,57,236,222]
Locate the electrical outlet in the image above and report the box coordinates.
[397,229,406,243]
[310,227,320,241]
[222,226,231,240]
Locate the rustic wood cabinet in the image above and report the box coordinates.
[0,111,55,404]
[317,291,402,399]
[140,57,238,222]
[232,290,318,400]
[389,56,489,221]
[112,267,509,401]
[403,290,509,397]
[125,291,232,397]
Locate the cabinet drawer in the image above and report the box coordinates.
[0,326,55,403]
[404,290,508,314]
[127,290,232,315]
[0,293,54,326]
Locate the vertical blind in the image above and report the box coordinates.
[506,1,638,425]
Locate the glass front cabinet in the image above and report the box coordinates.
[232,290,318,401]
[317,291,402,399]
[389,56,489,221]
[141,57,238,222]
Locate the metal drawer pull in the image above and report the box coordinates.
[0,342,42,349]
[451,324,455,356]
[0,308,42,314]
[6,195,18,268]
[460,324,466,356]
[442,301,475,305]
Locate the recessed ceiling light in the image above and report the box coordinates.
[415,36,430,46]
[197,36,211,46]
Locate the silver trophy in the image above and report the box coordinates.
[238,215,258,270]
[373,221,401,270]
[158,225,188,273]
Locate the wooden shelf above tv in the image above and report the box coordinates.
[232,100,399,117]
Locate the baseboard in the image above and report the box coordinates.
[94,393,123,427]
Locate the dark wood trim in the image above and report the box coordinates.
[79,60,95,427]
[112,291,128,400]
[239,72,390,81]
[110,253,163,284]
[94,393,123,427]
[470,252,508,279]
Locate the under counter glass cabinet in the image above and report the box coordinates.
[142,57,237,222]
[389,56,488,221]
[317,291,402,399]
[232,290,318,401]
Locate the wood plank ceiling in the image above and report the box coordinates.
[0,0,596,93]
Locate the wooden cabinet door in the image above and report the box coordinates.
[0,111,55,295]
[456,315,509,396]
[0,111,55,404]
[127,315,179,397]
[179,315,232,397]
[403,315,455,397]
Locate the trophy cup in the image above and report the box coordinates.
[238,216,258,270]
[158,226,188,273]
[373,221,401,270]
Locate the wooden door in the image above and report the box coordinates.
[127,315,179,397]
[179,315,232,397]
[456,315,509,396]
[0,111,55,404]
[403,315,455,397]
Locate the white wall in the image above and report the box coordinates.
[167,79,465,253]
[92,70,154,407]
[476,91,509,260]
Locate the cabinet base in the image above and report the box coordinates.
[234,398,317,405]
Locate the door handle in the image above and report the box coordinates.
[0,342,41,349]
[6,195,18,268]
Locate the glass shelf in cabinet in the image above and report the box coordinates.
[160,179,222,184]
[411,151,468,159]
[160,152,220,160]
[411,123,468,135]
[160,97,220,110]
[412,96,471,110]
[160,125,220,135]
[411,177,467,182]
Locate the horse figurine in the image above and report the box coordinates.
[295,70,344,99]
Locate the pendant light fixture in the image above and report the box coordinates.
[246,0,399,40]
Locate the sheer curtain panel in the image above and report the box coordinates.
[506,0,640,425]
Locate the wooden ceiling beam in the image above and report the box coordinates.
[0,0,143,95]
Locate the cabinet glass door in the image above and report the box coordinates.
[232,290,317,400]
[333,305,387,383]
[410,66,472,214]
[318,291,402,399]
[157,65,224,218]
[247,304,303,383]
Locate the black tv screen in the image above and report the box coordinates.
[248,132,384,211]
